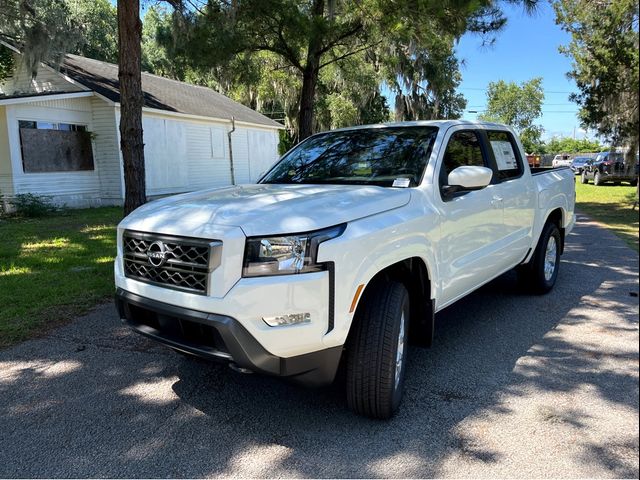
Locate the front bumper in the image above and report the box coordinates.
[116,289,343,387]
[115,254,338,358]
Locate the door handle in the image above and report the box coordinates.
[491,195,503,207]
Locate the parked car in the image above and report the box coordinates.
[570,156,591,174]
[552,154,573,168]
[581,151,638,186]
[114,121,576,419]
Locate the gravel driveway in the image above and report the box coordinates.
[1,214,638,478]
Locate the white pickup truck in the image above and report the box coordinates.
[115,120,576,419]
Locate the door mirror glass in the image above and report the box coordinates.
[447,165,493,190]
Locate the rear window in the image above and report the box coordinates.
[486,131,524,181]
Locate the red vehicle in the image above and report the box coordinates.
[526,154,541,168]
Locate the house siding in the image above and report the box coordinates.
[0,63,84,97]
[138,110,280,195]
[233,126,280,183]
[5,96,102,207]
[0,106,13,209]
[185,123,234,190]
[2,95,280,209]
[91,97,122,202]
[246,128,280,181]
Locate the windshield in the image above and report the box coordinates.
[260,126,439,187]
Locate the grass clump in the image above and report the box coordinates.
[0,207,122,347]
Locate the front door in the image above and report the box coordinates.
[435,128,506,309]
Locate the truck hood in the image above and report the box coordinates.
[120,184,411,237]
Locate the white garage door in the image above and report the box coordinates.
[143,117,188,193]
[247,129,279,182]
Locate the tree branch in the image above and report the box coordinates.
[318,41,378,69]
[276,26,302,71]
[252,44,303,72]
[319,21,363,55]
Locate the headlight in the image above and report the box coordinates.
[242,224,345,277]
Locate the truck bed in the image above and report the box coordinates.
[531,166,572,175]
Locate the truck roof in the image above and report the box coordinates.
[328,119,512,133]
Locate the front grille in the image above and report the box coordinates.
[123,230,221,294]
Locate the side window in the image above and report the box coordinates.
[439,130,486,192]
[486,130,524,181]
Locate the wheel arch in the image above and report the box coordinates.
[348,257,435,347]
[544,207,566,254]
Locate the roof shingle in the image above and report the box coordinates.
[61,54,282,128]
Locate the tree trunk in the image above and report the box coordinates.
[117,0,146,215]
[297,62,319,141]
[296,0,324,141]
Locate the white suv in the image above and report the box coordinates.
[552,154,573,168]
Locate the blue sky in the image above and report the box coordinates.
[455,2,587,140]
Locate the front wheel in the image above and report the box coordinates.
[581,171,589,184]
[518,222,561,294]
[346,281,410,419]
[594,171,603,186]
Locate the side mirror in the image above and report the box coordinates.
[442,166,493,199]
[445,165,493,194]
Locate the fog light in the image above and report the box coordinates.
[262,313,311,327]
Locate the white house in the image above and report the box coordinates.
[0,50,283,209]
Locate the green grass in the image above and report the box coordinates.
[0,207,122,347]
[575,180,639,252]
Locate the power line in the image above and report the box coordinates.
[460,87,574,94]
[468,107,580,113]
[467,103,577,108]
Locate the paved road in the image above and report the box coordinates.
[1,214,638,478]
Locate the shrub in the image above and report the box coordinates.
[9,194,58,217]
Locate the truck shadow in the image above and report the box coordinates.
[0,216,637,478]
[164,226,638,477]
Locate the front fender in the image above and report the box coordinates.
[317,206,438,348]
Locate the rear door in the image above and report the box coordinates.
[483,129,536,264]
[435,127,507,308]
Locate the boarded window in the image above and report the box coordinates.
[19,121,94,173]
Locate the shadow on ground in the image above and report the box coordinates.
[0,215,638,478]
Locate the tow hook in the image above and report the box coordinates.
[229,363,253,374]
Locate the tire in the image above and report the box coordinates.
[594,171,602,186]
[518,222,561,294]
[581,171,589,184]
[346,280,410,419]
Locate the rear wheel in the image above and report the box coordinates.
[581,171,589,184]
[518,222,561,294]
[346,281,410,419]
